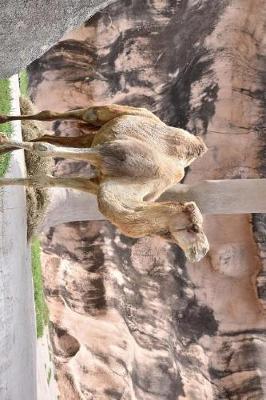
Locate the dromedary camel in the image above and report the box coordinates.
[0,104,209,262]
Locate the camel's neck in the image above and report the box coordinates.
[97,179,175,237]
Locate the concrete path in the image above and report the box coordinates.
[37,328,59,400]
[0,76,37,400]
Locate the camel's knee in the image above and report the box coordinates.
[32,142,57,156]
[36,110,55,120]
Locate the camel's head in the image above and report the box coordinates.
[163,202,209,263]
[169,223,209,263]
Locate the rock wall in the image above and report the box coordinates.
[28,0,266,398]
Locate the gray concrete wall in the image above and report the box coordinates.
[0,0,116,77]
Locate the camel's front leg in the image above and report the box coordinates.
[0,175,99,194]
[0,136,34,152]
[0,131,97,155]
[30,141,101,163]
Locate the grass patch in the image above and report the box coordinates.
[31,238,49,338]
[47,367,52,385]
[0,79,12,176]
[19,70,29,97]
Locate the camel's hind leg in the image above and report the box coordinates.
[0,129,97,155]
[0,104,158,126]
[0,109,89,124]
[31,132,96,148]
[0,175,99,194]
[0,136,101,164]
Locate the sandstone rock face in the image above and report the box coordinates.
[29,0,266,398]
[0,0,115,77]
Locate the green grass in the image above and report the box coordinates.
[31,238,49,338]
[47,367,52,385]
[19,70,29,97]
[0,70,29,175]
[0,79,12,176]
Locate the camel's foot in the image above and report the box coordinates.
[0,115,9,124]
[0,132,8,144]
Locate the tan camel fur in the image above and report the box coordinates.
[0,104,209,262]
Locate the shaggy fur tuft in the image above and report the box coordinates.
[20,97,52,240]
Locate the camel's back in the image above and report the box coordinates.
[92,115,186,180]
[91,114,204,161]
[91,114,206,183]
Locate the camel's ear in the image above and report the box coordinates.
[195,136,208,157]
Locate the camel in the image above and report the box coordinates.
[0,104,209,262]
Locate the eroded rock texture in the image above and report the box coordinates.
[28,0,266,398]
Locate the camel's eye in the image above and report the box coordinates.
[187,224,200,233]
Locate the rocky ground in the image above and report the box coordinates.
[28,0,266,398]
